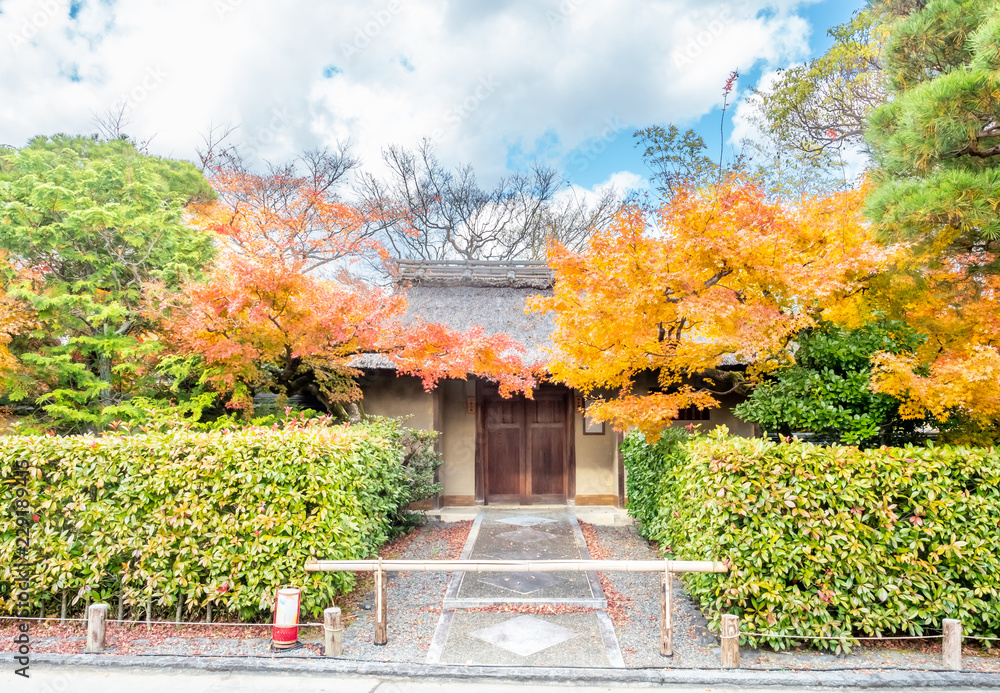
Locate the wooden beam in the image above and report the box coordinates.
[324,607,343,657]
[721,614,740,668]
[943,619,962,671]
[660,570,673,656]
[306,559,728,573]
[86,603,107,653]
[374,561,387,646]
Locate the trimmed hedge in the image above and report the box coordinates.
[1,420,415,620]
[622,429,1000,651]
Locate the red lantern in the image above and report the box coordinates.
[272,587,302,649]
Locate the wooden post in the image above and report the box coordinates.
[86,603,108,653]
[60,591,67,624]
[146,597,153,631]
[117,593,123,622]
[374,559,387,646]
[324,607,344,656]
[206,602,213,624]
[660,569,673,656]
[721,614,740,668]
[175,594,184,630]
[943,618,962,671]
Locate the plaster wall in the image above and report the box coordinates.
[360,373,434,431]
[439,379,476,498]
[574,407,619,499]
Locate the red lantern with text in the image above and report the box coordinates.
[272,587,302,649]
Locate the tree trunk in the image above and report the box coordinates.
[345,402,362,425]
[98,354,113,408]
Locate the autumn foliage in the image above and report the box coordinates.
[868,246,1000,442]
[157,154,537,415]
[533,176,891,438]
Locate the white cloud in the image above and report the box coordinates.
[556,170,648,208]
[1,0,819,181]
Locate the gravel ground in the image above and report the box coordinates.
[585,523,1000,673]
[0,520,470,661]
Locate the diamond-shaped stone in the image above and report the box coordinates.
[497,515,557,527]
[478,571,565,594]
[470,615,578,657]
[495,528,557,544]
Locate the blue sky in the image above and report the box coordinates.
[558,0,867,189]
[0,0,868,197]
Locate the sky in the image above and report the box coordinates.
[0,0,867,197]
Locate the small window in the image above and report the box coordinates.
[676,406,710,421]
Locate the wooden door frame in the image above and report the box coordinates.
[475,380,576,505]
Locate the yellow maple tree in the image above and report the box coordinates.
[868,244,1000,443]
[531,175,892,438]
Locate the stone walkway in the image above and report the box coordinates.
[428,508,625,667]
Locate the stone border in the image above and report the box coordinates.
[18,654,1000,688]
[425,608,454,665]
[568,508,611,611]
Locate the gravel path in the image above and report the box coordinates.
[585,523,1000,673]
[324,520,471,663]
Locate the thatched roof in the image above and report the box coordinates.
[395,259,554,289]
[353,260,741,372]
[405,284,554,364]
[352,261,555,369]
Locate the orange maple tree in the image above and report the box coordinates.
[531,175,892,438]
[189,151,384,271]
[157,155,537,416]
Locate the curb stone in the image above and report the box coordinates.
[12,653,1000,688]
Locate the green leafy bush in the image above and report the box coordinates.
[734,321,928,447]
[0,420,416,620]
[622,429,1000,651]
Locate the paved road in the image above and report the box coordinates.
[7,666,983,693]
[8,667,989,693]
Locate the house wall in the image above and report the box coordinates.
[633,372,757,437]
[573,404,619,506]
[435,379,621,506]
[361,371,754,509]
[439,379,476,506]
[360,373,434,430]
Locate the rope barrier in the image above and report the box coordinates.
[741,631,945,641]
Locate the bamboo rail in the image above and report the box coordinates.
[304,559,728,573]
[306,558,728,652]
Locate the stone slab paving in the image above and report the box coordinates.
[443,508,605,608]
[431,508,624,668]
[436,612,616,667]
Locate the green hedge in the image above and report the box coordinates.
[622,429,1000,651]
[0,420,414,620]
